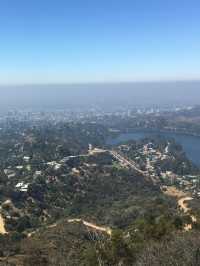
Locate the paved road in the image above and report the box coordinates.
[110,150,146,175]
[109,150,158,185]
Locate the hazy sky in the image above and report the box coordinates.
[0,82,200,110]
[0,0,200,84]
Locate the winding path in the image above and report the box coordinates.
[28,218,112,238]
[178,197,197,231]
[163,186,197,231]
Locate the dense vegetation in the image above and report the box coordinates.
[0,116,200,265]
[1,218,200,266]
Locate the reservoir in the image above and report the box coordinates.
[107,131,200,166]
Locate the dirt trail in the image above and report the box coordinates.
[28,218,112,238]
[178,197,197,231]
[163,186,187,198]
[163,186,197,231]
[68,219,112,236]
[0,214,7,235]
[178,197,193,213]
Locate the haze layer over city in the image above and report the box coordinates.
[0,81,200,111]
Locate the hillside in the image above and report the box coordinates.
[0,120,200,265]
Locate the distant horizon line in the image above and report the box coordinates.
[0,78,200,87]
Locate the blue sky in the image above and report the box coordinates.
[0,0,200,84]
